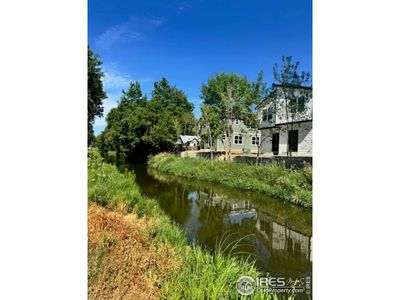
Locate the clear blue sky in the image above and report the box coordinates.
[89,0,312,134]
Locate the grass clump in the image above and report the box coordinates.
[162,246,275,300]
[148,153,312,207]
[88,148,142,213]
[88,148,277,299]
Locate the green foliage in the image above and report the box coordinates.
[88,148,185,246]
[247,71,269,129]
[161,245,274,300]
[88,149,278,298]
[88,148,141,212]
[199,104,223,149]
[273,56,311,87]
[200,72,261,125]
[149,153,312,207]
[88,46,106,145]
[88,123,96,147]
[97,78,195,162]
[200,72,266,158]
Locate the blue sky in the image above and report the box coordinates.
[89,0,312,134]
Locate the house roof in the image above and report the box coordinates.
[256,84,312,109]
[176,135,200,145]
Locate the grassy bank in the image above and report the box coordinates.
[148,153,312,207]
[88,148,280,299]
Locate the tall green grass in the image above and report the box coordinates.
[161,246,277,300]
[88,148,278,299]
[148,153,312,207]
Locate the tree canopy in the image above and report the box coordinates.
[200,72,266,158]
[97,78,195,162]
[88,46,106,145]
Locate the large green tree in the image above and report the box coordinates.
[88,46,106,145]
[97,78,195,162]
[200,72,262,159]
[98,82,149,162]
[144,78,195,152]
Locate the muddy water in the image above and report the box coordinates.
[129,163,312,295]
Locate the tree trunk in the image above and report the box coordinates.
[208,125,213,161]
[256,132,260,166]
[286,124,290,157]
[227,125,232,161]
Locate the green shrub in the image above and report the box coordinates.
[149,153,312,207]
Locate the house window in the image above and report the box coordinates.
[262,110,268,121]
[251,136,259,145]
[289,99,297,114]
[289,97,307,114]
[265,104,275,123]
[234,135,243,144]
[288,130,299,152]
[235,119,239,125]
[298,96,306,112]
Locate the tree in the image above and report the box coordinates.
[144,78,195,152]
[88,46,107,145]
[199,104,223,160]
[245,71,269,165]
[201,73,260,160]
[272,56,311,157]
[120,81,147,106]
[98,81,149,162]
[97,78,195,162]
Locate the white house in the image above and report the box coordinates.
[257,84,312,157]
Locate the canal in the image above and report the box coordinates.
[129,163,312,294]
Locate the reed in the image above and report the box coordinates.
[149,153,312,207]
[88,148,277,299]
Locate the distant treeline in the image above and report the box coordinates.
[96,78,196,162]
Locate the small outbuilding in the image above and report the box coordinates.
[176,135,200,151]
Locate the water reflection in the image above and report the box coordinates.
[130,163,312,283]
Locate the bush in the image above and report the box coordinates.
[149,153,312,207]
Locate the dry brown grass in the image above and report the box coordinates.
[88,204,181,300]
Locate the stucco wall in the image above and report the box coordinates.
[258,87,312,129]
[260,121,312,157]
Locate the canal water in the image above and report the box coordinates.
[129,163,312,295]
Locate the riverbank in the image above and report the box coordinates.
[148,153,312,207]
[147,168,312,236]
[88,148,277,299]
